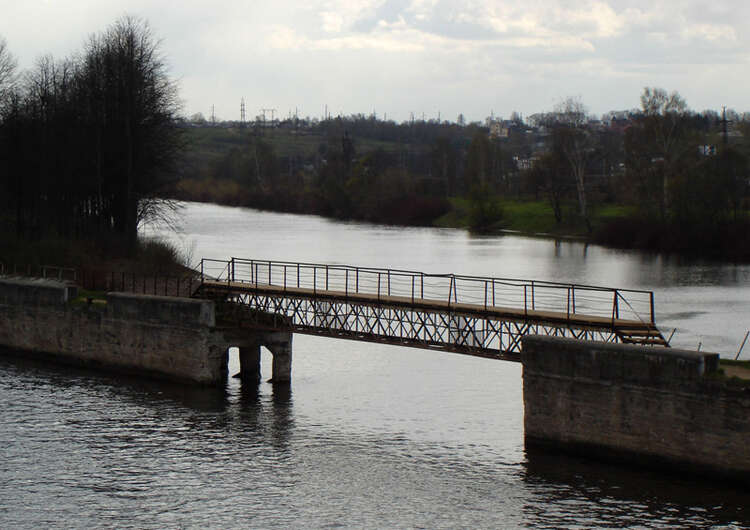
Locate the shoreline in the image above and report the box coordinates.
[165,193,750,264]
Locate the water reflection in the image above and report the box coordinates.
[523,449,750,527]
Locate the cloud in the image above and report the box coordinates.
[2,0,749,121]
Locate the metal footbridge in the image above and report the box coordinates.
[194,258,668,362]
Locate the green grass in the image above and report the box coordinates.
[183,126,420,162]
[719,359,750,368]
[70,288,108,305]
[434,198,470,228]
[434,198,635,237]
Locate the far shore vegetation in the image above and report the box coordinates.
[2,18,750,268]
[167,93,750,261]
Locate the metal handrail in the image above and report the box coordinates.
[198,257,657,324]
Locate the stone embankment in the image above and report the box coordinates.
[0,277,290,384]
[523,336,750,484]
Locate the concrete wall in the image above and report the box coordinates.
[0,278,227,384]
[522,336,750,483]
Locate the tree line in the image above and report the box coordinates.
[186,92,750,244]
[0,17,182,250]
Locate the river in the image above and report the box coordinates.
[1,201,749,528]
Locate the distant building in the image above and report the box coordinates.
[489,121,509,138]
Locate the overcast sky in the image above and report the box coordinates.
[2,1,748,123]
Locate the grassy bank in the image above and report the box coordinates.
[170,177,637,238]
[0,231,194,276]
[435,198,635,237]
[168,175,750,262]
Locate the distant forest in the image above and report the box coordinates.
[2,18,750,261]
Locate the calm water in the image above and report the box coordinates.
[2,201,749,528]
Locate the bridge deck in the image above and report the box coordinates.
[201,279,659,334]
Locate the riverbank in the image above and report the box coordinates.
[0,230,195,276]
[167,182,750,262]
[168,178,621,236]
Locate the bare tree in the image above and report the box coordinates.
[638,87,691,216]
[0,36,18,115]
[83,16,183,247]
[553,97,593,231]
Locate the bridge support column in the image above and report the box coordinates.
[238,344,261,381]
[264,332,293,384]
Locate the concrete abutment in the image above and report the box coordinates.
[522,335,750,485]
[0,277,294,386]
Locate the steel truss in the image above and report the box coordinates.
[212,289,621,361]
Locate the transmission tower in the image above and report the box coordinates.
[240,98,246,125]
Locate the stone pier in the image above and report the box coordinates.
[522,335,750,484]
[234,332,293,383]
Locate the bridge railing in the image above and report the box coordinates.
[199,258,656,326]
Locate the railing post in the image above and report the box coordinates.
[411,276,415,304]
[566,287,571,320]
[297,263,300,288]
[284,265,287,293]
[572,286,576,314]
[387,270,391,296]
[492,279,496,306]
[345,269,349,298]
[448,276,454,308]
[650,291,655,324]
[254,262,258,288]
[326,265,329,291]
[231,257,235,282]
[531,280,535,310]
[524,285,528,317]
[314,267,317,295]
[377,273,381,302]
[356,268,359,294]
[421,273,424,300]
[613,291,620,323]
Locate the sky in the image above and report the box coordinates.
[1,1,748,123]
